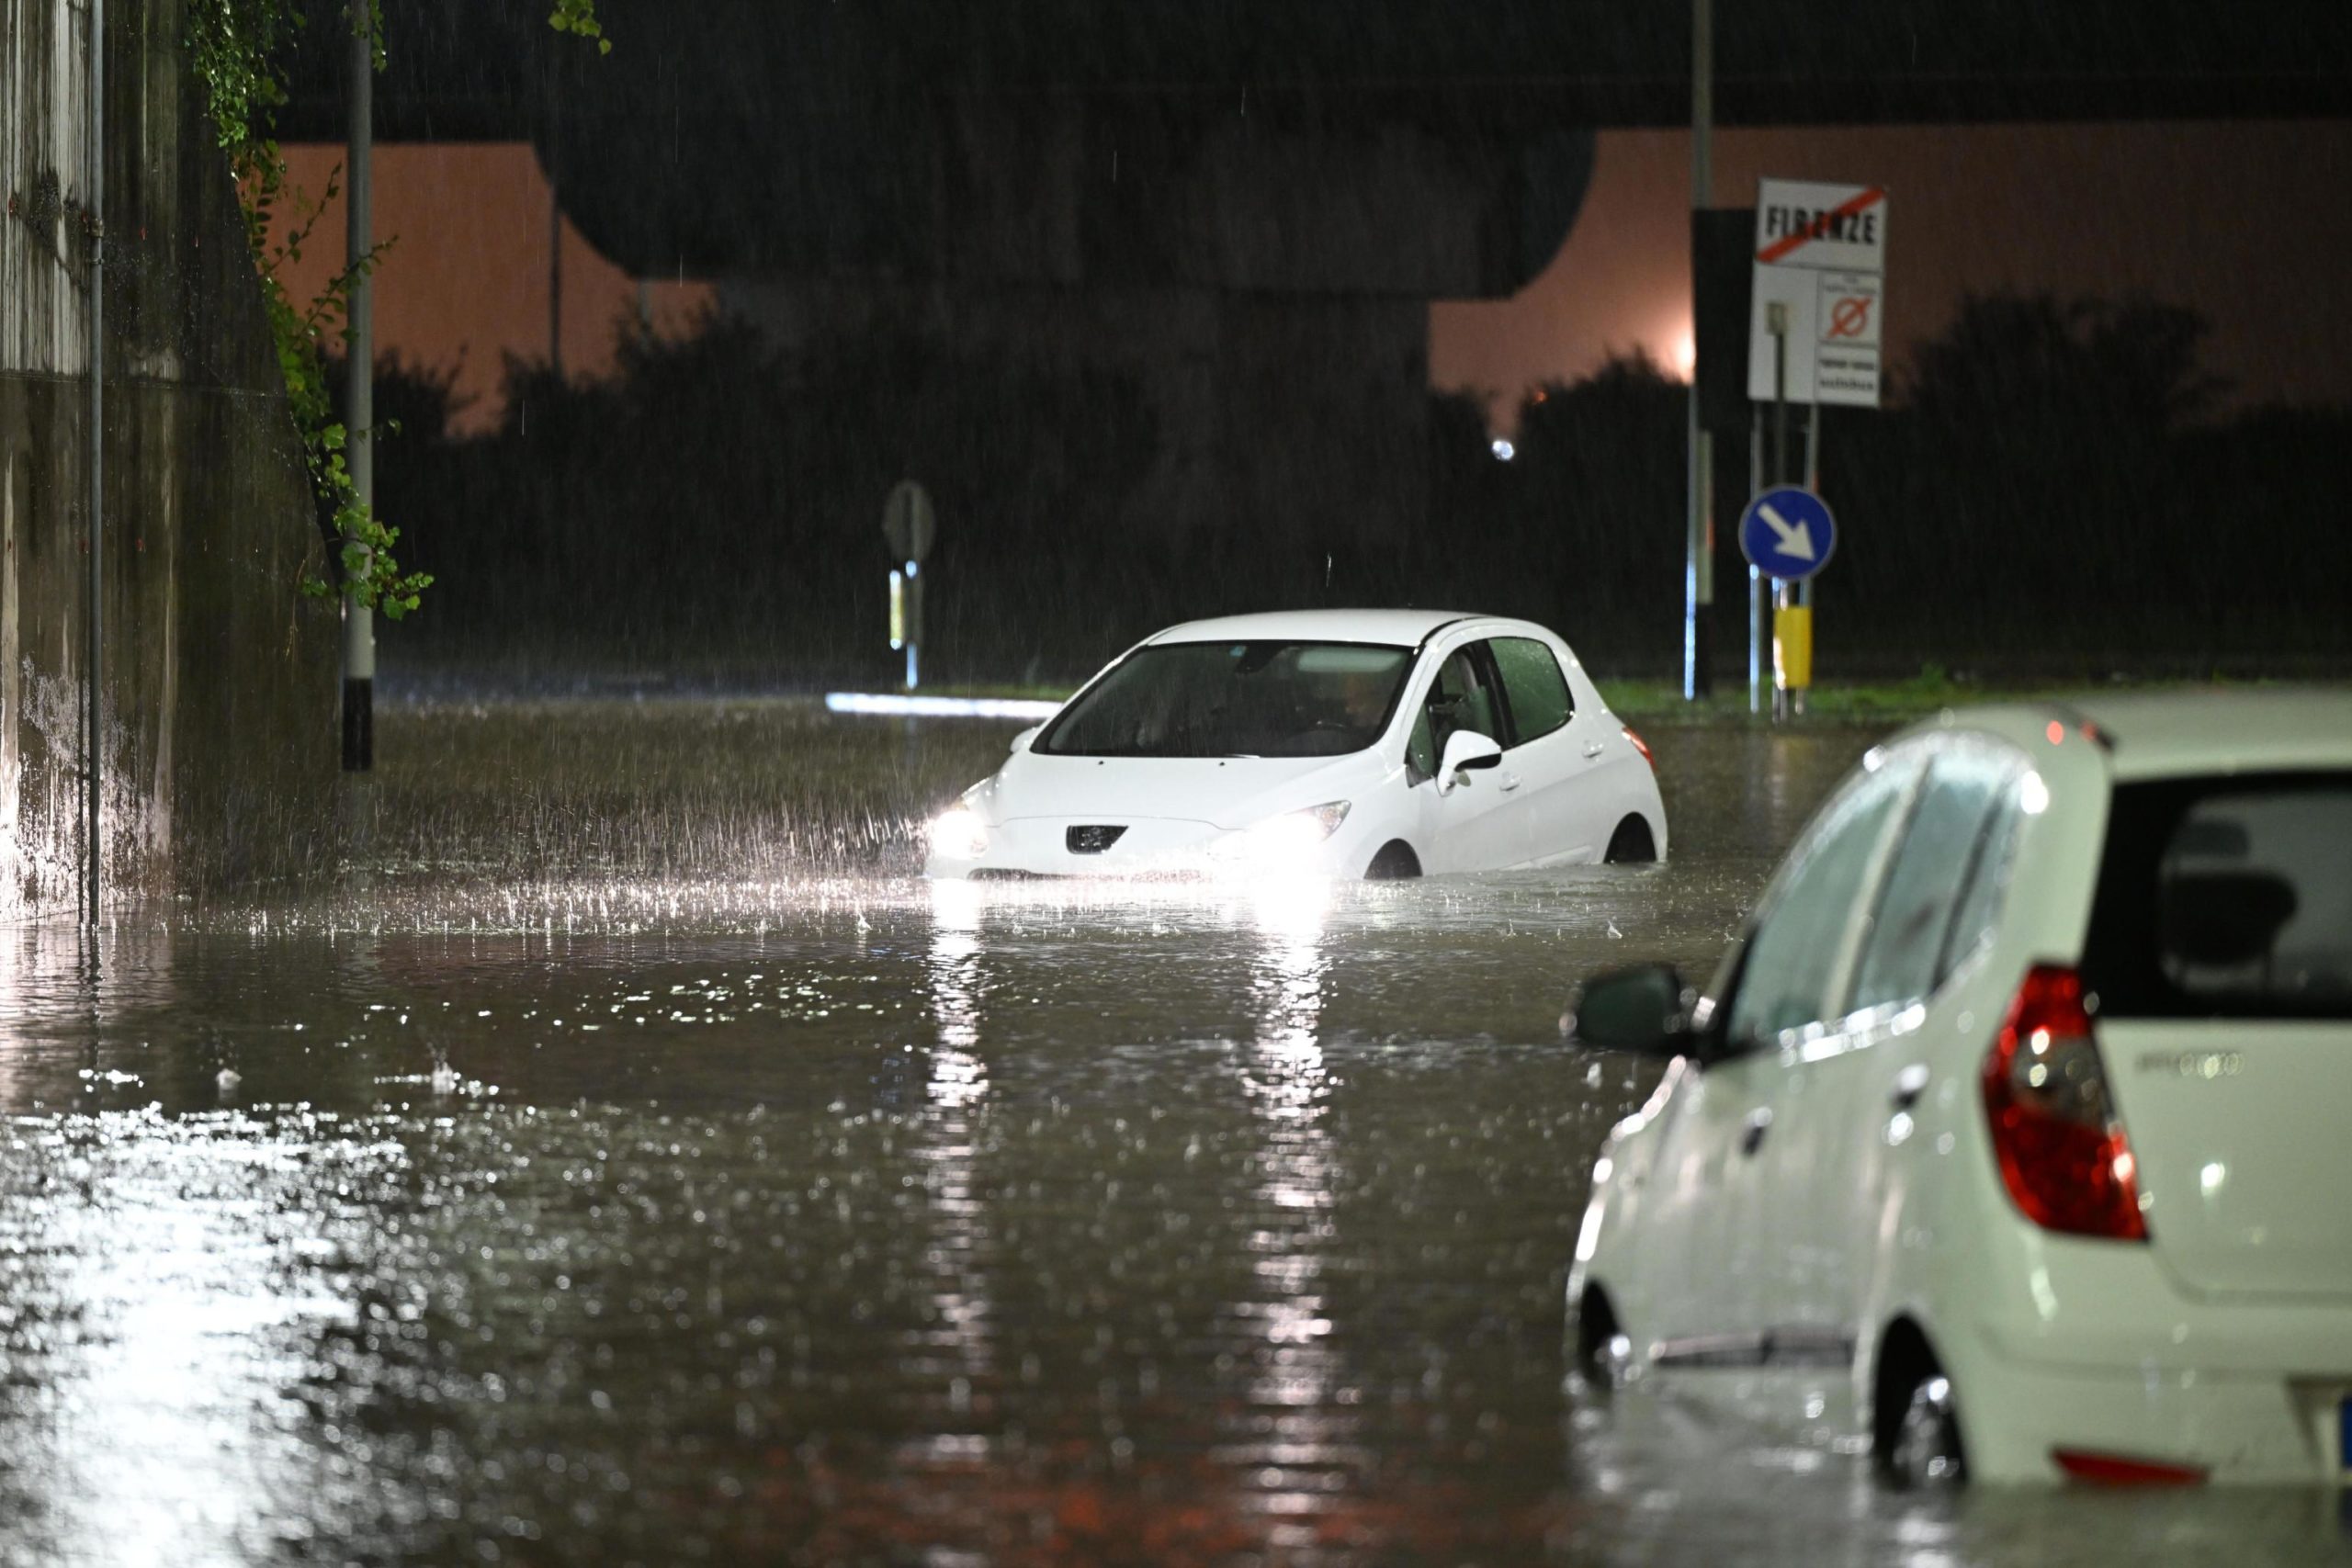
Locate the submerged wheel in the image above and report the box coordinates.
[1878,1339,1967,1489]
[1575,1288,1631,1392]
[1603,816,1657,864]
[1363,840,1421,880]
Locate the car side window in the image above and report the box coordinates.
[1935,772,2028,986]
[1724,756,1918,1046]
[1850,746,2023,1013]
[1406,706,1437,784]
[1488,637,1575,746]
[1421,648,1500,762]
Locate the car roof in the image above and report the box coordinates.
[1917,688,2352,782]
[2072,688,2352,779]
[1143,608,1486,648]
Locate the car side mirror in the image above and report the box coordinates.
[1568,964,1691,1056]
[1436,730,1502,794]
[1010,726,1042,754]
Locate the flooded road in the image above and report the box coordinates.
[2,704,2343,1566]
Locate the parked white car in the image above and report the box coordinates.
[1566,690,2352,1486]
[924,609,1666,880]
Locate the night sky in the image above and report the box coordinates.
[276,144,710,432]
[278,117,2352,434]
[1440,118,2352,427]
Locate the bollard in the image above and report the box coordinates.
[1773,600,1812,719]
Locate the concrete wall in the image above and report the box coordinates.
[703,99,1585,550]
[1,0,337,918]
[723,274,1430,551]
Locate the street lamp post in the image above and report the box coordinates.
[1683,0,1715,701]
[343,6,374,772]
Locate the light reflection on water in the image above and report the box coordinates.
[915,877,997,1487]
[1237,882,1348,1552]
[1,713,2342,1564]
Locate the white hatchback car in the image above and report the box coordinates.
[1566,691,2352,1487]
[924,609,1666,880]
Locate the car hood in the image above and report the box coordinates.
[971,750,1385,831]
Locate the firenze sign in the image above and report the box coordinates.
[1747,178,1889,410]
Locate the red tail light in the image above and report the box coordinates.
[2052,1449,2208,1486]
[1980,965,2147,1241]
[1621,726,1655,768]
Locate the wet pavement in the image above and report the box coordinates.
[2,701,2345,1566]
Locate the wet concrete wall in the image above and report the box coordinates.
[262,3,1596,562]
[0,0,338,918]
[722,276,1430,552]
[694,99,1587,550]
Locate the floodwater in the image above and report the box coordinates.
[0,701,2343,1567]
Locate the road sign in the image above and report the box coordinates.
[1747,179,1887,409]
[882,479,935,564]
[1757,180,1887,272]
[1739,485,1838,581]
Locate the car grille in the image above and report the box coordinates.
[1065,825,1128,854]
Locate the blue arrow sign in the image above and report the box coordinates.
[1738,485,1838,581]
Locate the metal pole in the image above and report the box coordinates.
[1681,0,1713,701]
[1747,402,1763,714]
[548,179,563,374]
[82,0,105,926]
[1795,404,1821,717]
[342,6,374,772]
[1770,310,1791,724]
[1802,405,1821,618]
[903,560,922,691]
[1770,310,1790,490]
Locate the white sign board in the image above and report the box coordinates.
[1747,179,1888,409]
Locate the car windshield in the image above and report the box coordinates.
[1036,641,1415,759]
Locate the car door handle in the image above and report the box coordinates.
[1739,1108,1772,1157]
[1498,772,1521,792]
[1582,742,1606,759]
[1890,1063,1930,1111]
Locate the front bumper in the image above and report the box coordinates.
[924,813,1372,881]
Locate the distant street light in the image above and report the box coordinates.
[1489,437,1515,462]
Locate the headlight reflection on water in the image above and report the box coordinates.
[1238,871,1346,1539]
[917,880,996,1425]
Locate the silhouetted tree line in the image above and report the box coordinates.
[352,291,2351,690]
[1815,297,2352,675]
[350,321,1160,688]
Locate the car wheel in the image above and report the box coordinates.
[1884,1369,1967,1489]
[1574,1289,1632,1392]
[1363,840,1421,880]
[1603,817,1657,864]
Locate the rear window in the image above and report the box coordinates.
[2082,773,2352,1020]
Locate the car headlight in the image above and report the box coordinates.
[928,806,989,859]
[1214,800,1351,863]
